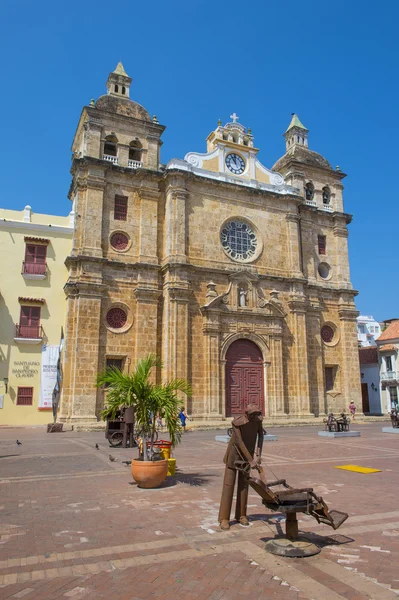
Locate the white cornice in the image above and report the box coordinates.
[0,219,73,235]
[166,158,298,196]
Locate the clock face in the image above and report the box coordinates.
[225,153,245,175]
[220,219,258,262]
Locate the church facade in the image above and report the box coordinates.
[59,63,361,424]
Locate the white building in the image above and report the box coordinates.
[375,320,399,413]
[357,315,381,347]
[359,347,382,414]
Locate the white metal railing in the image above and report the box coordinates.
[321,204,333,212]
[128,160,143,169]
[103,154,118,164]
[305,200,317,207]
[381,371,399,381]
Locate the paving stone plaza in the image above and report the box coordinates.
[0,422,398,600]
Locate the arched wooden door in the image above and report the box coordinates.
[225,339,264,417]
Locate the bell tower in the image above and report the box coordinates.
[106,62,132,98]
[284,113,309,151]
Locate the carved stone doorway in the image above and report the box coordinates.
[225,339,264,417]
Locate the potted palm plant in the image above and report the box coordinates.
[96,354,191,488]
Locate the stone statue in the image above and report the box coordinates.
[218,404,264,530]
[239,287,248,307]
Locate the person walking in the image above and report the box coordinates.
[349,401,356,420]
[179,407,188,432]
[218,404,264,530]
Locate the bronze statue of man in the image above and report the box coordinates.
[219,404,264,530]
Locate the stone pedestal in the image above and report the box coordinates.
[382,427,399,434]
[318,431,360,438]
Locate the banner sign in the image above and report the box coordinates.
[39,345,59,409]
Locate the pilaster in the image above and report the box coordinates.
[288,293,312,417]
[268,334,285,417]
[164,177,188,264]
[285,213,303,277]
[138,182,160,264]
[306,299,326,416]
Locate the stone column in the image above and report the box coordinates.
[59,282,104,423]
[338,301,362,409]
[164,178,188,264]
[333,218,351,288]
[285,213,303,277]
[202,310,221,417]
[306,300,326,416]
[73,168,106,259]
[268,333,285,417]
[288,293,312,417]
[133,287,161,362]
[162,282,191,384]
[138,183,160,265]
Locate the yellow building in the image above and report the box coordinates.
[0,205,73,425]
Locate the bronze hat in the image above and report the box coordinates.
[245,404,262,415]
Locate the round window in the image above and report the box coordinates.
[321,325,335,343]
[110,232,129,251]
[220,219,258,262]
[106,308,127,329]
[318,262,331,279]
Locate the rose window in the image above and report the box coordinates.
[220,220,258,262]
[110,232,129,251]
[106,308,127,329]
[321,325,335,343]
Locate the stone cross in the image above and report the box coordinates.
[230,112,239,123]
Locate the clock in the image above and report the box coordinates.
[220,219,258,262]
[225,153,245,175]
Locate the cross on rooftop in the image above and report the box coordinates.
[230,112,239,123]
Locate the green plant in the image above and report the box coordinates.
[96,354,191,461]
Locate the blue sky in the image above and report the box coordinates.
[1,0,397,321]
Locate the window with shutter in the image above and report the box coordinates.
[114,196,128,221]
[24,244,47,275]
[17,387,33,406]
[318,235,326,255]
[19,306,41,338]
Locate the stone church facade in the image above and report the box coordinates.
[59,63,361,424]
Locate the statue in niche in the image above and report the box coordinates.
[239,287,248,307]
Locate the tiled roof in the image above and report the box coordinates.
[18,297,46,304]
[376,320,399,341]
[24,236,50,244]
[379,344,397,352]
[359,346,378,365]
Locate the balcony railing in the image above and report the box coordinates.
[305,199,317,207]
[321,204,333,212]
[22,262,47,277]
[128,159,143,169]
[381,371,399,381]
[103,154,118,164]
[14,324,44,341]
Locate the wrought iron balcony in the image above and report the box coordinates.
[103,154,118,164]
[128,159,143,169]
[22,262,47,279]
[14,324,44,343]
[381,371,399,382]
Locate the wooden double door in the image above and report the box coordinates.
[225,339,265,417]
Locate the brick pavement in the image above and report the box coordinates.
[0,422,398,599]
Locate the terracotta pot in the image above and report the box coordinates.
[131,459,168,488]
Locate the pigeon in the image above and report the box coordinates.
[16,440,22,446]
[95,444,99,450]
[122,460,131,466]
[109,454,117,462]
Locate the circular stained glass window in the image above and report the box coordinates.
[106,308,127,329]
[220,220,258,262]
[321,325,335,343]
[110,232,129,251]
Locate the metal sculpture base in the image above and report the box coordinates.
[215,434,278,443]
[265,512,320,558]
[318,431,360,438]
[265,537,320,558]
